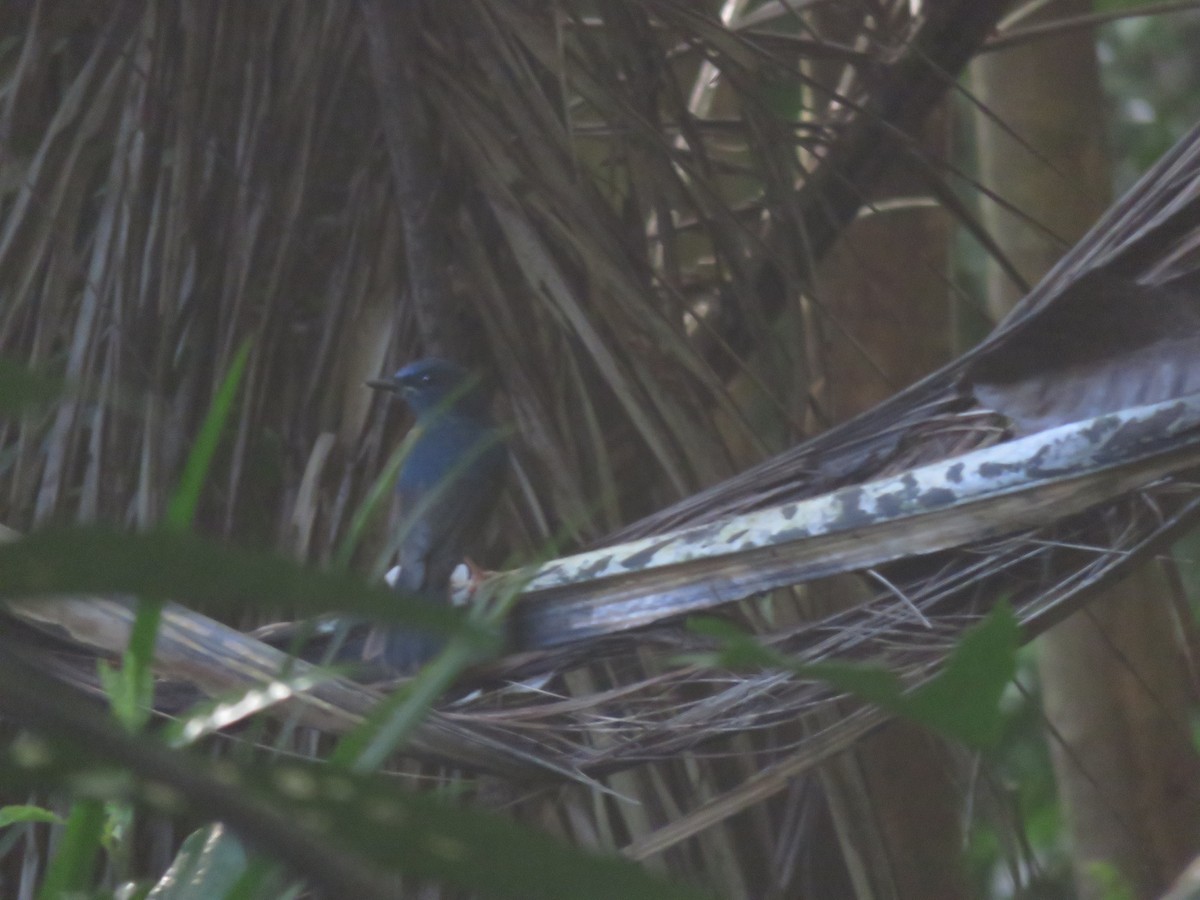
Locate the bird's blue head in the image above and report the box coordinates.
[368,358,490,418]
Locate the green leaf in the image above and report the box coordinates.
[899,601,1020,746]
[683,616,784,669]
[0,525,499,651]
[333,433,411,572]
[0,804,64,827]
[801,604,1019,746]
[111,342,253,737]
[332,638,477,771]
[694,603,1020,747]
[98,658,154,732]
[336,579,532,771]
[37,798,105,900]
[163,670,353,748]
[0,653,711,900]
[166,340,252,531]
[791,659,908,710]
[144,824,259,900]
[0,357,64,415]
[117,596,163,732]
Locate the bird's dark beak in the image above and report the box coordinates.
[365,378,399,392]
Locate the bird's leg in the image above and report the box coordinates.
[448,558,495,606]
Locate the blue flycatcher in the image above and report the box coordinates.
[365,358,508,671]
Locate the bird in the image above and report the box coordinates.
[364,357,508,672]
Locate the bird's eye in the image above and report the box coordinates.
[418,372,435,385]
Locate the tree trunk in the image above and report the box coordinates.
[972,5,1200,896]
[811,103,969,900]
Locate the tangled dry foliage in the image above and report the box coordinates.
[5,0,1200,891]
[465,111,1200,780]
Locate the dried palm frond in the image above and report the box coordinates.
[11,123,1200,790]
[5,2,1198,893]
[5,6,1200,782]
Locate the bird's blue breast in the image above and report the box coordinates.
[398,413,506,495]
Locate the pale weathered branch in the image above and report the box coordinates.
[511,393,1200,647]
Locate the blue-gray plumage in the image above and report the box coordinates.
[365,358,508,671]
